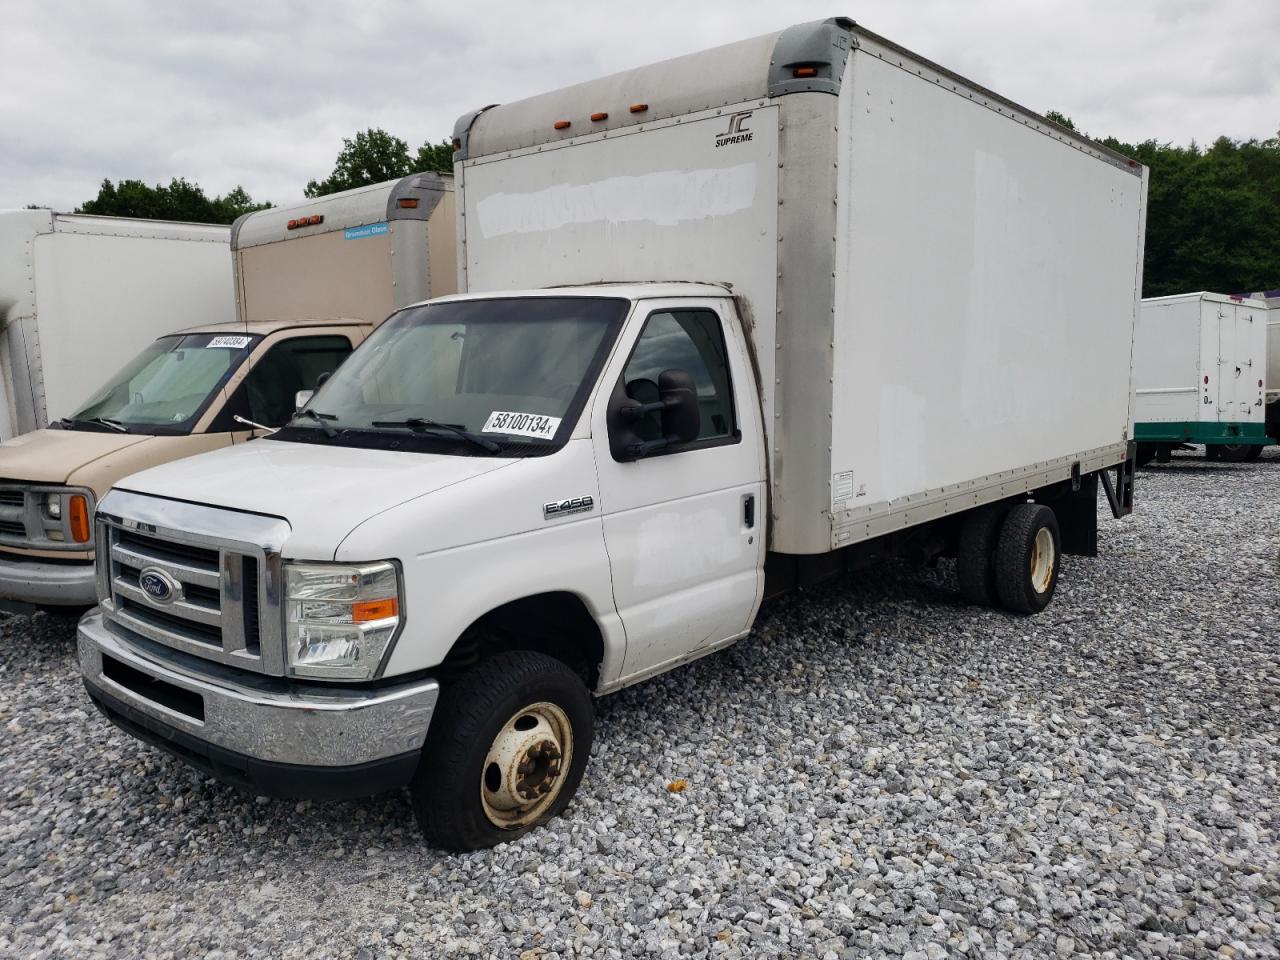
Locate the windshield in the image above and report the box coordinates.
[68,333,258,434]
[271,297,627,455]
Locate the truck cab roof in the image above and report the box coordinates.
[173,316,370,337]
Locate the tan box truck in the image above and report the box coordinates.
[77,19,1143,851]
[0,174,455,612]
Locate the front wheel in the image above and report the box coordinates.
[994,503,1061,615]
[411,650,593,851]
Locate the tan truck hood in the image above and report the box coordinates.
[0,429,153,486]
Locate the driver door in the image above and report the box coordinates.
[590,298,766,680]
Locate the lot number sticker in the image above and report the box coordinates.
[482,411,561,440]
[206,335,252,349]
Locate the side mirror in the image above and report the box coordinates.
[294,390,314,414]
[657,369,700,444]
[609,368,701,460]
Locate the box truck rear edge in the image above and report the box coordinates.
[76,18,1146,851]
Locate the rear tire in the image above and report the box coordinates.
[956,506,1005,606]
[994,503,1061,615]
[1218,443,1254,463]
[410,650,593,852]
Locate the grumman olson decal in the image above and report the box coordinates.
[715,112,753,148]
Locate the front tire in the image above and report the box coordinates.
[994,503,1061,615]
[411,650,593,851]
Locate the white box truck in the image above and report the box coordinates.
[0,175,455,612]
[1134,293,1269,463]
[1249,290,1280,444]
[0,210,234,440]
[77,18,1146,850]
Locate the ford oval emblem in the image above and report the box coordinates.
[138,567,179,605]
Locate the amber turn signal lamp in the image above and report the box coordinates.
[792,66,818,78]
[398,198,419,209]
[69,495,91,544]
[352,598,399,623]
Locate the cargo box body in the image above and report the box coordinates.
[1134,293,1268,445]
[231,173,455,327]
[0,211,233,440]
[455,19,1147,555]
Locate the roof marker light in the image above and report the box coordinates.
[591,112,608,122]
[554,120,571,130]
[398,198,419,209]
[629,103,648,114]
[792,66,818,78]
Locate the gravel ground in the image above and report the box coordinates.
[2,448,1277,960]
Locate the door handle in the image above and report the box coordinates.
[743,493,756,529]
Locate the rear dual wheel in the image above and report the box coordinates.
[957,502,1060,615]
[1217,443,1261,463]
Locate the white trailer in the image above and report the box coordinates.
[78,18,1146,851]
[1134,292,1269,462]
[0,211,233,440]
[231,173,455,326]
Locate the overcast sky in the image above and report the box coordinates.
[2,0,1277,212]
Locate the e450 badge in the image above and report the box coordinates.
[544,495,595,520]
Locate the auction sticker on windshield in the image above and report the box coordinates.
[482,411,561,440]
[206,336,252,349]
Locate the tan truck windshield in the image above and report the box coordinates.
[69,333,259,434]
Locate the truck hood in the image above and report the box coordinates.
[113,439,517,560]
[0,428,153,486]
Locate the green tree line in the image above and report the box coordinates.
[50,122,1280,296]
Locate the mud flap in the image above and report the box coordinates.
[1100,441,1136,519]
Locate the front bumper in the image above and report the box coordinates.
[0,552,97,607]
[78,609,438,799]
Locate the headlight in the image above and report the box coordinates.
[44,493,61,519]
[284,561,402,680]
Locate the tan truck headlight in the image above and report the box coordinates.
[283,561,402,680]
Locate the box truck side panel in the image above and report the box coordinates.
[461,103,781,423]
[1134,298,1201,424]
[427,190,458,298]
[31,230,234,428]
[830,49,1142,517]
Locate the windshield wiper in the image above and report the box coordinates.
[62,416,129,434]
[370,417,501,453]
[292,409,339,438]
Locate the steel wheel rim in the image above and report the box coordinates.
[480,701,573,830]
[1029,526,1056,594]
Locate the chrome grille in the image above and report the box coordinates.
[96,491,290,676]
